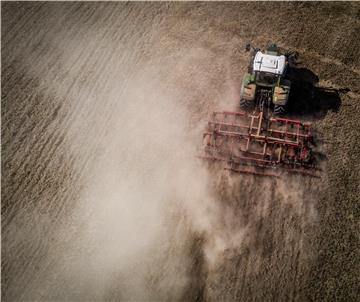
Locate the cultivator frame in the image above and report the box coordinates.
[200,110,320,177]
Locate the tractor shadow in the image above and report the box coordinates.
[286,67,344,120]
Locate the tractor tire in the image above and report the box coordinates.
[274,104,286,116]
[240,99,254,111]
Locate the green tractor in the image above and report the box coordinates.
[240,43,292,115]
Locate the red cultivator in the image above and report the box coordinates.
[200,110,320,177]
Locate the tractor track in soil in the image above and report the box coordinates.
[2,2,360,302]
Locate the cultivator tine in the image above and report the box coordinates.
[224,167,280,178]
[279,166,322,178]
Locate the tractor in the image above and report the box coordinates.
[240,43,293,115]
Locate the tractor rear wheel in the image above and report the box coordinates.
[240,99,254,111]
[274,104,286,115]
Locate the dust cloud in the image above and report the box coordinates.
[22,29,240,300]
[60,67,217,300]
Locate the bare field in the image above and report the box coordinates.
[2,2,360,301]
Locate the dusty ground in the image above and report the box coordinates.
[2,2,360,301]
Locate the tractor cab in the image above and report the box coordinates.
[253,49,287,77]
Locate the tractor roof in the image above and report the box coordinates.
[253,51,286,75]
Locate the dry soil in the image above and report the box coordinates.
[2,2,360,301]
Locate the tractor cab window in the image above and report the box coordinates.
[255,72,278,86]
